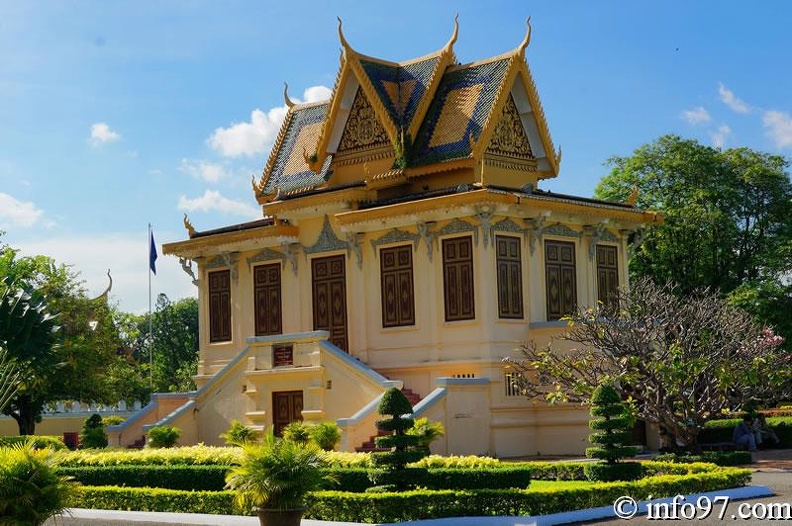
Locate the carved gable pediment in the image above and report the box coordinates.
[335,88,391,159]
[485,94,536,170]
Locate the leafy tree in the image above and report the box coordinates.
[0,246,148,434]
[0,276,60,435]
[504,279,791,449]
[595,135,792,346]
[147,294,199,393]
[0,344,22,413]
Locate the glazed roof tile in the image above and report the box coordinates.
[410,58,510,167]
[359,56,440,131]
[263,103,332,194]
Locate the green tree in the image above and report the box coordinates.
[505,279,791,449]
[0,246,148,434]
[148,294,199,393]
[595,135,792,346]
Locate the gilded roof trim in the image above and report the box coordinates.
[334,188,662,228]
[162,224,300,258]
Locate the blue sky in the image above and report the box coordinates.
[2,1,791,313]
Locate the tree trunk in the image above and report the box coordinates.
[12,394,38,435]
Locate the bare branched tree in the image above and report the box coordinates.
[504,278,790,449]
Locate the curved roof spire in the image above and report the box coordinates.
[283,82,295,108]
[516,17,532,57]
[443,14,460,53]
[337,17,356,58]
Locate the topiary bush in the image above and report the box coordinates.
[369,388,426,490]
[0,441,76,525]
[220,420,261,446]
[80,413,109,449]
[584,383,641,482]
[147,426,181,448]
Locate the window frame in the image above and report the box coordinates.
[442,236,475,322]
[495,235,524,319]
[379,244,416,328]
[208,269,232,343]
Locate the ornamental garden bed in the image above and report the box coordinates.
[53,449,752,523]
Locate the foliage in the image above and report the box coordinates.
[0,435,67,451]
[700,416,792,447]
[220,420,261,446]
[60,465,229,491]
[0,247,148,435]
[79,413,108,449]
[655,451,753,466]
[405,417,445,453]
[282,421,310,445]
[101,415,125,426]
[0,441,76,525]
[505,278,791,449]
[225,429,333,511]
[147,295,199,393]
[371,388,424,473]
[595,135,792,348]
[74,486,238,515]
[308,421,341,451]
[57,444,241,467]
[147,426,181,448]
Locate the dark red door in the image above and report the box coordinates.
[272,391,303,437]
[312,255,348,351]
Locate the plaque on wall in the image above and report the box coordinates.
[273,344,294,367]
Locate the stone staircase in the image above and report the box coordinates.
[355,387,422,453]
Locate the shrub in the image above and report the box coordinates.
[60,465,229,491]
[102,415,125,426]
[405,417,445,453]
[80,413,108,449]
[147,426,181,448]
[225,429,334,511]
[371,388,424,475]
[57,445,241,467]
[585,383,640,481]
[0,435,66,451]
[74,486,237,515]
[0,441,76,525]
[282,421,311,445]
[309,421,341,451]
[220,420,261,446]
[655,451,752,466]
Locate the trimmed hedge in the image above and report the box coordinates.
[700,417,792,447]
[60,465,229,491]
[305,468,751,523]
[74,486,239,515]
[655,451,753,466]
[57,445,241,467]
[69,466,750,522]
[60,465,531,493]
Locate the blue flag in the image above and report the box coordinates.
[149,231,158,275]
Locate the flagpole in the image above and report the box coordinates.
[148,223,153,390]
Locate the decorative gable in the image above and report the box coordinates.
[486,94,534,160]
[336,88,391,157]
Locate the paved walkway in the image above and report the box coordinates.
[45,450,792,526]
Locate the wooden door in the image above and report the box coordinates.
[312,255,348,351]
[254,263,282,336]
[272,391,303,437]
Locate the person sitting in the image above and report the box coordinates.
[753,414,781,448]
[733,416,758,452]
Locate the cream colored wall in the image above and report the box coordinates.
[184,209,630,456]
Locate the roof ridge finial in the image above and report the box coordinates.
[337,16,354,57]
[284,82,295,108]
[517,16,532,57]
[444,13,460,53]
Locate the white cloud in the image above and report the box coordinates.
[681,106,711,125]
[709,124,731,148]
[177,190,260,218]
[14,233,197,314]
[0,192,44,227]
[179,159,230,183]
[88,122,121,146]
[763,110,792,149]
[717,83,751,114]
[207,85,331,158]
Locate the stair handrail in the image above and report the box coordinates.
[412,387,448,418]
[318,340,401,390]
